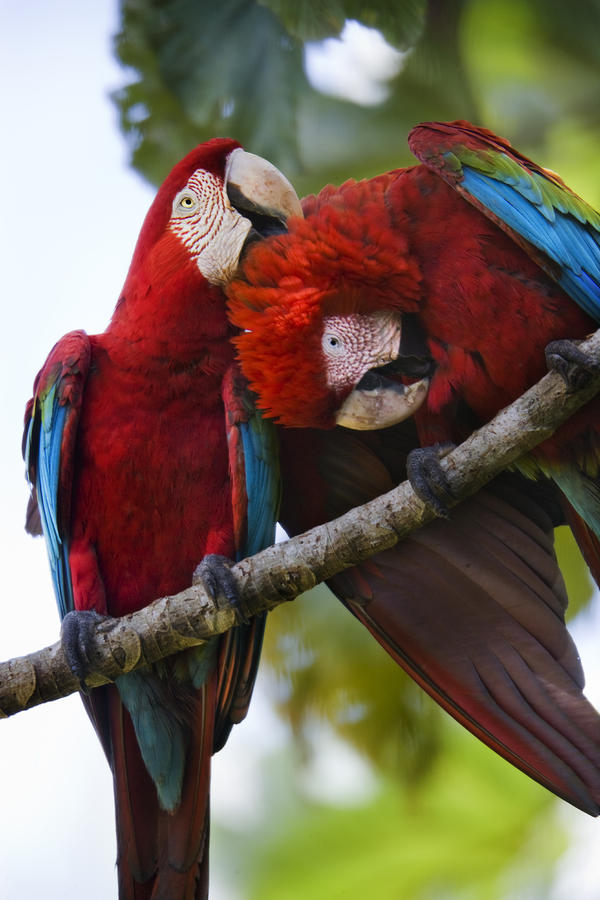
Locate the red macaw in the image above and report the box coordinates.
[226,121,600,815]
[23,140,301,899]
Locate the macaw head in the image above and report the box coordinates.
[227,178,430,429]
[114,139,303,336]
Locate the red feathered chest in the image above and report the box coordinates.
[68,334,235,617]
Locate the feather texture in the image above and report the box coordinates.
[409,120,600,322]
[228,120,600,815]
[278,426,600,814]
[24,138,283,898]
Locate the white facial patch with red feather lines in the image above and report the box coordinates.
[169,169,252,286]
[321,311,402,391]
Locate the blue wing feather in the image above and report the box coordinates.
[239,409,280,558]
[23,332,90,620]
[461,168,600,322]
[35,392,74,619]
[456,164,600,323]
[176,377,279,774]
[409,123,600,323]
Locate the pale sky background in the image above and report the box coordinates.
[1,2,600,899]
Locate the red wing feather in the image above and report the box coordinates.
[280,425,600,814]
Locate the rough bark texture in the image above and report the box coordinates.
[3,328,600,718]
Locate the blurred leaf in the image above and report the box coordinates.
[544,118,600,208]
[113,0,600,192]
[112,0,472,185]
[555,525,595,620]
[247,717,566,900]
[343,0,427,49]
[463,0,600,144]
[392,0,480,120]
[531,0,600,71]
[256,0,347,41]
[263,584,441,782]
[114,0,306,183]
[259,0,427,47]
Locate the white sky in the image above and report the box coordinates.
[1,3,600,899]
[1,3,148,897]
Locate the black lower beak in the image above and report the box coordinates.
[228,182,290,254]
[239,216,288,262]
[356,352,435,390]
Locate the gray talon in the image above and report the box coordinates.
[406,443,456,518]
[545,338,600,391]
[193,554,245,619]
[61,609,106,692]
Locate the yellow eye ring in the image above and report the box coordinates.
[180,195,195,208]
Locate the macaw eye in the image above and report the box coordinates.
[322,332,344,356]
[173,191,198,215]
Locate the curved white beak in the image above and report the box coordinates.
[226,148,303,224]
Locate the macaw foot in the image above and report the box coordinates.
[406,443,456,519]
[545,339,600,391]
[193,554,247,621]
[61,609,107,692]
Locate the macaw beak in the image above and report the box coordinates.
[226,148,303,238]
[335,372,429,430]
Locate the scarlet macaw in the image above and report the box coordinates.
[226,121,600,815]
[23,140,301,898]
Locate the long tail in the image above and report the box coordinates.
[85,682,214,900]
[82,612,265,899]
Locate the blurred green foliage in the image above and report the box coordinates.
[245,720,565,899]
[555,525,595,618]
[114,0,600,193]
[264,585,441,782]
[259,0,428,44]
[113,1,600,896]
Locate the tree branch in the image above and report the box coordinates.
[3,330,600,718]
